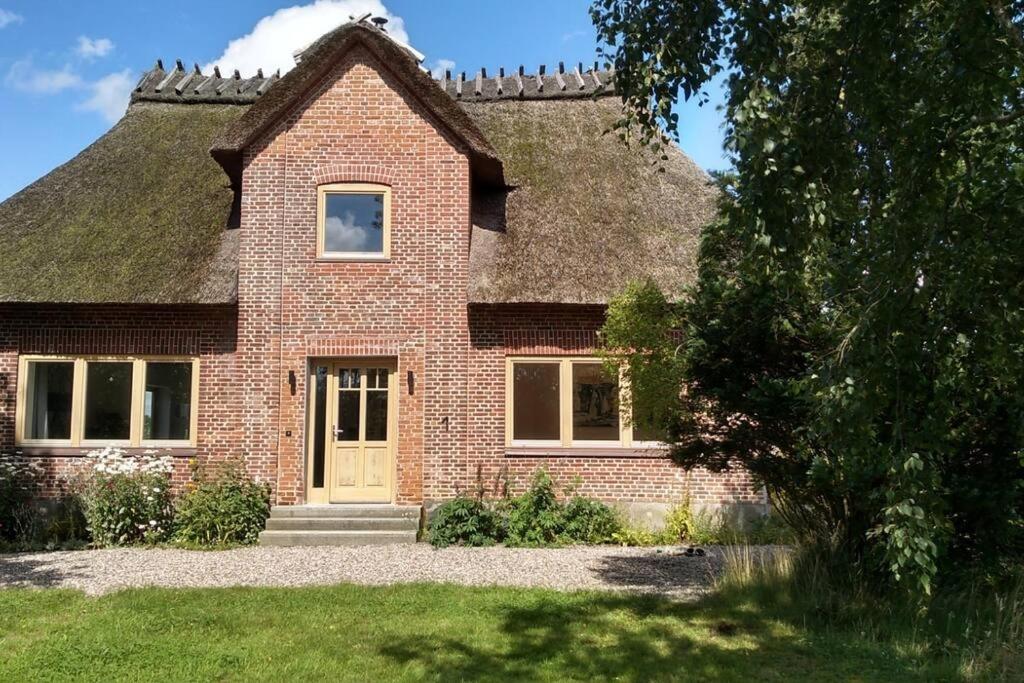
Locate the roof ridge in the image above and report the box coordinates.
[131,57,615,106]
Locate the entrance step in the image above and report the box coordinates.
[265,516,415,532]
[268,504,421,520]
[258,529,418,547]
[259,504,422,546]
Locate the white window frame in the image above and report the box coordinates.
[505,356,661,449]
[15,355,200,448]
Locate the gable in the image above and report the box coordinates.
[211,22,502,189]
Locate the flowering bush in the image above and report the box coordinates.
[79,448,175,546]
[0,456,42,541]
[174,460,270,546]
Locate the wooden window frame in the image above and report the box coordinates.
[506,356,655,449]
[316,182,392,261]
[15,355,200,449]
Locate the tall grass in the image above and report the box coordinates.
[716,545,1024,680]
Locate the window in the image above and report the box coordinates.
[317,183,391,259]
[16,356,199,447]
[507,357,666,448]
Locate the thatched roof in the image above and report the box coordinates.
[464,98,716,303]
[0,20,714,305]
[0,102,244,304]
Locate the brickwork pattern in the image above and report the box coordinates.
[237,45,470,504]
[0,304,238,495]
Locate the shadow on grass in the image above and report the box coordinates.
[377,588,953,682]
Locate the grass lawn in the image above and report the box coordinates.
[0,582,964,682]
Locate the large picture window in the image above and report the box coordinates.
[16,356,198,447]
[317,182,391,260]
[506,357,665,448]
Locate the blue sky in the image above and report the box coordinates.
[0,0,728,202]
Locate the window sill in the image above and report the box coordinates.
[14,445,197,457]
[505,446,668,459]
[315,255,391,263]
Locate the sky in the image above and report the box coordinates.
[0,0,729,202]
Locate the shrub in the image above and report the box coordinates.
[428,494,503,547]
[428,469,622,548]
[561,496,622,544]
[79,448,175,546]
[505,470,566,546]
[0,456,41,542]
[174,461,271,546]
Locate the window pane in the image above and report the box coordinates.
[24,361,73,440]
[632,393,668,443]
[312,366,328,488]
[143,362,192,441]
[337,390,359,442]
[366,389,388,441]
[512,363,560,441]
[323,193,385,253]
[84,362,133,440]
[572,363,619,441]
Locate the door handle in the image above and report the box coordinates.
[333,426,344,439]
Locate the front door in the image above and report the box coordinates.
[326,361,396,502]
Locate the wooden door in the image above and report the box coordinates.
[327,361,395,502]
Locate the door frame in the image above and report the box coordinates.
[304,357,398,504]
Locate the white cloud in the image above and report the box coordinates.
[202,0,409,77]
[325,212,374,251]
[76,36,115,59]
[561,29,589,43]
[5,59,82,94]
[76,69,134,123]
[429,58,455,79]
[0,9,23,29]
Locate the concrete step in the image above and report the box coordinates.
[264,516,417,532]
[258,529,418,547]
[269,504,421,520]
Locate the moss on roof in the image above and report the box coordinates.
[0,102,245,304]
[464,98,717,304]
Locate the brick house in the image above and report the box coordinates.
[0,19,763,543]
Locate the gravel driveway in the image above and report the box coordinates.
[0,545,731,597]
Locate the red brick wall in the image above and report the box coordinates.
[0,304,238,494]
[463,304,764,508]
[236,44,471,504]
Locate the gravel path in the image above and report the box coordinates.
[0,545,732,598]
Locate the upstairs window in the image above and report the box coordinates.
[317,183,391,260]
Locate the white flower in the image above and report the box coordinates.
[149,520,157,526]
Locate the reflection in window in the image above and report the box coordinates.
[312,366,328,488]
[337,368,360,442]
[144,362,192,441]
[24,361,73,440]
[512,363,560,441]
[365,369,389,441]
[572,363,619,441]
[84,362,133,441]
[632,392,668,444]
[323,193,385,254]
